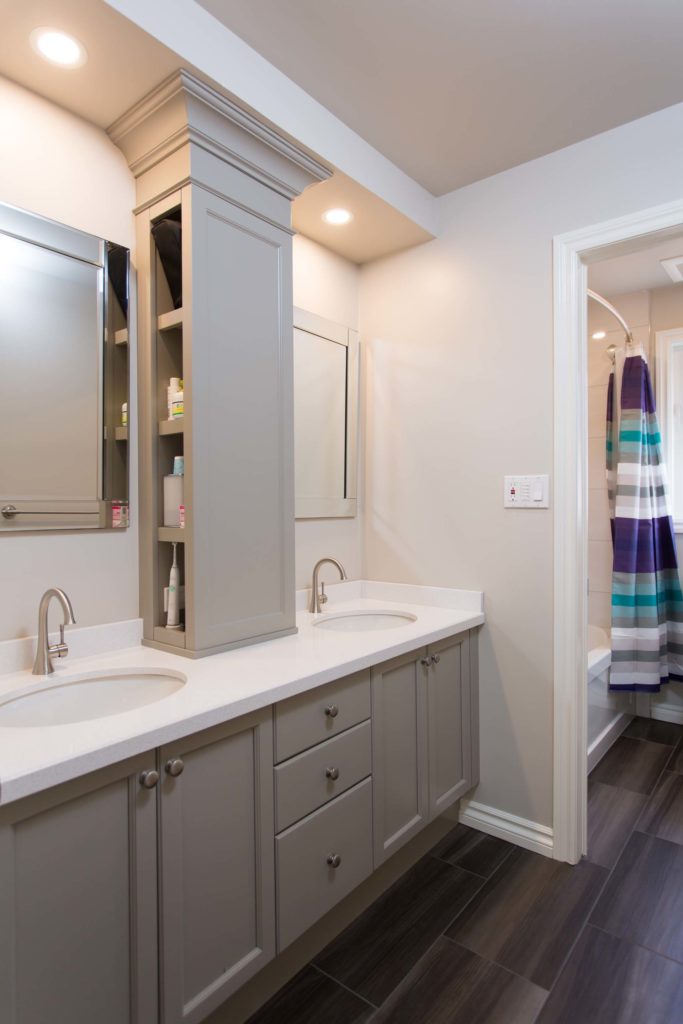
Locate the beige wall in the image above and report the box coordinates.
[292,235,363,588]
[0,77,139,641]
[359,100,683,829]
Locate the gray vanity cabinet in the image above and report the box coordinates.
[426,632,475,818]
[157,709,275,1024]
[372,630,479,866]
[371,649,430,865]
[0,753,159,1024]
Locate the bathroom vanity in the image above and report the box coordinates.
[0,584,482,1024]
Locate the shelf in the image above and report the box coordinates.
[158,527,185,542]
[114,426,128,441]
[153,625,185,648]
[158,307,183,332]
[159,418,184,435]
[114,328,129,346]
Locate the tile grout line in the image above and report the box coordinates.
[588,921,683,969]
[309,963,379,1012]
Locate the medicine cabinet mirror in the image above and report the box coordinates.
[656,327,683,532]
[0,201,130,531]
[293,307,359,518]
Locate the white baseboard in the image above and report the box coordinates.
[650,702,683,725]
[459,798,554,859]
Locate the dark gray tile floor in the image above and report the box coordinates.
[247,717,683,1024]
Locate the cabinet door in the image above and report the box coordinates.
[186,184,296,652]
[158,709,275,1024]
[427,631,473,818]
[0,754,158,1024]
[371,649,429,866]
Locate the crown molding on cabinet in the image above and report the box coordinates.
[108,70,331,202]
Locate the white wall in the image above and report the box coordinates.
[0,76,139,641]
[292,235,362,588]
[360,100,683,829]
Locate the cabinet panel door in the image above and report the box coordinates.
[0,754,158,1024]
[427,631,472,818]
[187,184,295,651]
[371,649,429,866]
[159,709,275,1024]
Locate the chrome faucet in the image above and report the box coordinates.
[33,588,76,676]
[310,558,348,614]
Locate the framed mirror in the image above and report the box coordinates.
[293,307,359,518]
[0,201,130,531]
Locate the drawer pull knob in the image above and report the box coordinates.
[324,704,339,718]
[139,769,159,789]
[432,653,441,664]
[420,656,431,667]
[325,766,340,781]
[165,757,185,777]
[327,853,342,868]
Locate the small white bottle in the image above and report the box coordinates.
[166,542,181,629]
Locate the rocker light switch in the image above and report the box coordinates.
[504,475,550,508]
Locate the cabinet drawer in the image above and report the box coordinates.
[275,720,371,831]
[276,778,373,950]
[274,669,371,762]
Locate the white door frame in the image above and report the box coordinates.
[553,197,683,864]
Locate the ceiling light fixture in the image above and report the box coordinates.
[30,27,87,68]
[592,331,606,340]
[322,208,353,226]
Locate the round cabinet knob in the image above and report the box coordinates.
[325,766,340,781]
[420,656,431,667]
[326,853,342,868]
[139,769,159,789]
[324,704,339,718]
[165,757,185,777]
[432,653,441,664]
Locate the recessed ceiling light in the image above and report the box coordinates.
[592,331,606,340]
[30,27,87,68]
[322,208,353,226]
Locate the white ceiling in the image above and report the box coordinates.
[589,234,683,296]
[197,0,683,196]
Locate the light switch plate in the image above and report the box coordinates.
[504,475,550,508]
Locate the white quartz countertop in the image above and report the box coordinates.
[0,581,484,806]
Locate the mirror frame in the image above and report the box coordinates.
[293,306,359,519]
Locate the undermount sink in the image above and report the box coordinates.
[313,610,417,632]
[0,669,187,728]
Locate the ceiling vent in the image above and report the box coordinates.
[660,256,683,283]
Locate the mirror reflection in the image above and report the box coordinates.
[0,201,130,531]
[293,307,358,519]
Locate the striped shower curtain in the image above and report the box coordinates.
[607,344,683,692]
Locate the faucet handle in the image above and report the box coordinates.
[319,581,328,606]
[50,623,69,660]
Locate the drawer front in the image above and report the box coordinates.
[274,669,371,762]
[275,720,371,831]
[276,778,373,950]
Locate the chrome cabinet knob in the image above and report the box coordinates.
[431,653,441,664]
[324,704,339,718]
[165,757,185,777]
[139,769,159,789]
[326,853,342,868]
[420,656,431,667]
[325,766,340,781]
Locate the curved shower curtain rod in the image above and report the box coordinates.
[587,288,635,350]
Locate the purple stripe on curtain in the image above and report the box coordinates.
[613,517,681,574]
[621,354,656,412]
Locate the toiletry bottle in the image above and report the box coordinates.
[172,389,184,419]
[166,542,181,629]
[121,402,127,427]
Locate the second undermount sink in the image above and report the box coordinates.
[313,609,417,632]
[0,669,187,728]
